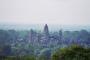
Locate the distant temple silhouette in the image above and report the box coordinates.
[43,24,49,41]
[25,24,63,47]
[44,24,49,36]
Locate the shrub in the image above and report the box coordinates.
[51,45,90,60]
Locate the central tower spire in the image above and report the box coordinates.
[43,24,50,43]
[44,24,49,36]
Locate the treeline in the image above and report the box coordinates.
[0,29,90,60]
[0,29,90,46]
[0,45,90,60]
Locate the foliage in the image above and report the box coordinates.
[0,45,11,56]
[51,45,90,60]
[37,48,51,60]
[0,55,36,60]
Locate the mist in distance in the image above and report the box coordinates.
[0,24,90,32]
[0,0,90,59]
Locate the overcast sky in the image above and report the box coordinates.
[0,0,90,25]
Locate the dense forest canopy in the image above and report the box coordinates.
[0,25,90,60]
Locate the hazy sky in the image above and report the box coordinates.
[0,0,90,25]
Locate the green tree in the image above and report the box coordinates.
[51,45,90,60]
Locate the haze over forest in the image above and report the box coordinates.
[0,24,90,32]
[0,0,90,60]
